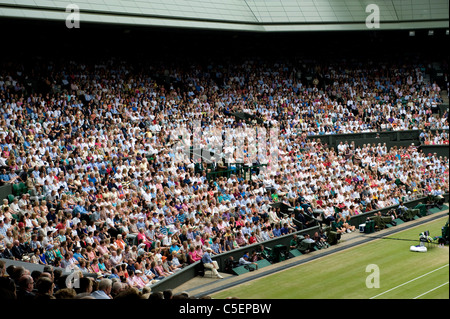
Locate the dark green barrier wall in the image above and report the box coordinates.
[0,184,12,202]
[419,145,449,158]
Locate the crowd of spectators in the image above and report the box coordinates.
[419,129,449,145]
[0,56,448,292]
[0,259,209,300]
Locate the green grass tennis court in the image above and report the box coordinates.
[212,216,449,299]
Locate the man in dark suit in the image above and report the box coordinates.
[11,240,25,260]
[16,275,36,300]
[0,243,15,260]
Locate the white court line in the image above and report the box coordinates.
[370,264,449,299]
[413,282,449,299]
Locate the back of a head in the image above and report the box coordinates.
[111,281,123,297]
[0,277,16,300]
[172,292,189,299]
[35,276,53,295]
[113,287,142,300]
[149,291,164,301]
[75,277,92,294]
[57,274,69,290]
[53,268,63,281]
[42,267,54,280]
[163,289,173,300]
[43,265,54,274]
[97,278,112,292]
[11,266,26,282]
[31,270,42,283]
[54,288,77,299]
[6,265,16,277]
[18,275,33,290]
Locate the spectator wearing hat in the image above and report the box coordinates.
[238,252,258,270]
[201,247,223,279]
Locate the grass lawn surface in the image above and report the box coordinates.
[212,216,449,299]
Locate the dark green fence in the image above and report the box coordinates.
[0,184,12,202]
[419,144,449,158]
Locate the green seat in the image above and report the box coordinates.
[255,259,272,269]
[19,182,28,195]
[334,206,341,215]
[365,220,375,233]
[12,182,27,196]
[12,184,21,196]
[414,204,427,217]
[289,249,303,258]
[404,208,417,221]
[324,227,339,245]
[271,244,288,262]
[429,206,442,214]
[7,194,15,203]
[232,265,250,276]
[125,234,137,246]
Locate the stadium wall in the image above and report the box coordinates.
[419,144,450,158]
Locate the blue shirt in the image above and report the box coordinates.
[73,252,84,262]
[169,244,180,254]
[73,205,88,215]
[90,290,111,299]
[201,251,213,264]
[273,228,282,237]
